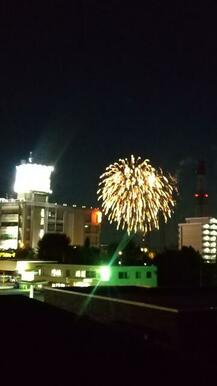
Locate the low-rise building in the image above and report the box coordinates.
[0,260,157,289]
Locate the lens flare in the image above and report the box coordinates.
[97,155,177,235]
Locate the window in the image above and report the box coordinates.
[135,272,141,279]
[35,194,47,203]
[75,270,86,278]
[48,210,56,218]
[57,209,64,220]
[39,229,44,239]
[118,272,129,279]
[86,271,96,278]
[51,269,61,277]
[52,283,65,288]
[48,223,55,232]
[146,271,152,279]
[1,222,18,227]
[56,224,63,232]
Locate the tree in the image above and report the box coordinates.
[15,247,35,260]
[154,246,202,287]
[38,233,71,262]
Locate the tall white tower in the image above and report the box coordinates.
[14,154,54,202]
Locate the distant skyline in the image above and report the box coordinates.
[1,2,217,244]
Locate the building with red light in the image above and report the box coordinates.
[194,161,209,217]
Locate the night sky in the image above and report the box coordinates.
[1,2,217,245]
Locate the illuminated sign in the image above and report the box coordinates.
[0,251,16,258]
[14,162,54,194]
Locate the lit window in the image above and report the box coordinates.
[203,230,210,235]
[203,255,210,259]
[211,231,217,236]
[210,224,217,230]
[21,271,35,281]
[74,281,90,287]
[210,236,216,241]
[75,270,86,278]
[210,218,217,224]
[203,248,210,253]
[39,229,44,239]
[51,269,61,277]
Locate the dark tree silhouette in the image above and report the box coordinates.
[154,246,202,287]
[38,233,71,262]
[15,247,35,260]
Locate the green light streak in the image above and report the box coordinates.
[77,232,133,317]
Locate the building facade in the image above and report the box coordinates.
[0,260,157,289]
[13,261,157,288]
[178,217,217,262]
[0,158,101,250]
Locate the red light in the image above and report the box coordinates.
[204,193,209,198]
[194,193,199,198]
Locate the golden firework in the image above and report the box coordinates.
[97,155,177,235]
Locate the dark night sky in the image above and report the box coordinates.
[1,1,217,245]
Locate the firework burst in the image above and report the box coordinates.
[97,155,177,235]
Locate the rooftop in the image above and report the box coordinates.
[1,293,217,384]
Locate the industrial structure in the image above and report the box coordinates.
[194,160,209,217]
[0,156,102,251]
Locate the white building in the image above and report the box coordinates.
[178,217,217,262]
[0,260,157,289]
[0,158,101,250]
[13,261,157,289]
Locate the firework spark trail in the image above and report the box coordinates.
[97,155,177,235]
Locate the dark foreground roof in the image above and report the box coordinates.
[65,285,217,309]
[0,295,216,385]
